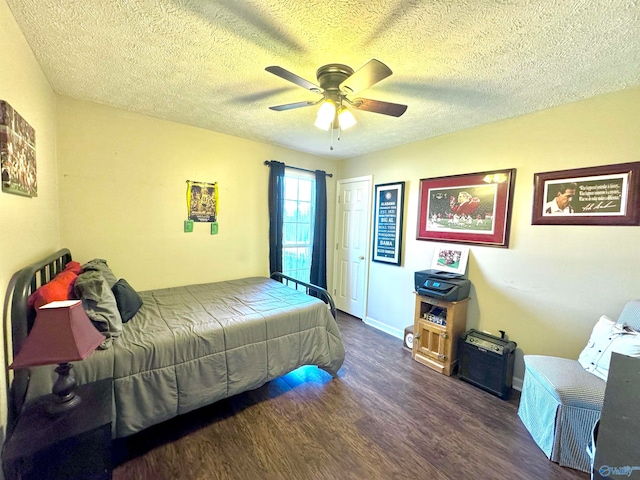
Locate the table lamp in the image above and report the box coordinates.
[9,300,104,415]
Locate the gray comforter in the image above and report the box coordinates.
[28,277,345,438]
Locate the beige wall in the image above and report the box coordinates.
[0,0,60,444]
[56,97,336,291]
[338,86,640,384]
[1,0,336,447]
[3,0,639,440]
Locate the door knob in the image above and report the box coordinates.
[358,256,365,260]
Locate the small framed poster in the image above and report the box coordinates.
[430,244,470,275]
[186,180,218,222]
[372,181,405,265]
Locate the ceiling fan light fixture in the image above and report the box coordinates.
[337,106,356,130]
[266,59,407,148]
[315,100,336,130]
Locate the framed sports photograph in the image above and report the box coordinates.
[430,244,470,275]
[1,100,37,197]
[372,181,405,265]
[532,162,640,226]
[417,169,516,247]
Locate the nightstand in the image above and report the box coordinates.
[3,377,113,480]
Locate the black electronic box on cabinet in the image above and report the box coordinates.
[458,329,517,399]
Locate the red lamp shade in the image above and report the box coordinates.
[9,300,104,369]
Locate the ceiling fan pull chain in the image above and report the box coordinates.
[330,121,334,150]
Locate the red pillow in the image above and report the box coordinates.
[64,261,83,275]
[28,267,80,310]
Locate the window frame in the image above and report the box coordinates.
[281,169,316,285]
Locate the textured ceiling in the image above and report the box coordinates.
[6,0,640,159]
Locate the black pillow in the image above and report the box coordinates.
[111,278,143,323]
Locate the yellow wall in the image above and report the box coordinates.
[2,0,639,440]
[0,0,60,444]
[338,86,640,384]
[1,0,336,448]
[56,97,336,290]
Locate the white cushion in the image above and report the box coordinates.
[578,315,640,380]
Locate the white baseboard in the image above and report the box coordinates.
[363,316,404,340]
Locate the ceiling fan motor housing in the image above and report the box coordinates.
[316,64,354,99]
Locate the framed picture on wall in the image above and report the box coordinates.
[372,181,405,265]
[1,100,37,197]
[532,162,640,225]
[417,169,516,247]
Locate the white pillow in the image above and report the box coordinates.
[578,315,640,381]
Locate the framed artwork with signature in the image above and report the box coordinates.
[532,162,640,226]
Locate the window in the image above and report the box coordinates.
[282,170,315,285]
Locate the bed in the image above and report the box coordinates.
[6,249,345,438]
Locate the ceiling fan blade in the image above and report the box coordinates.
[340,59,393,95]
[352,98,407,117]
[268,101,319,111]
[265,66,321,93]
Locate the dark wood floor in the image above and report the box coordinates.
[112,312,589,480]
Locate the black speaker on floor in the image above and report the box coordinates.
[458,329,517,399]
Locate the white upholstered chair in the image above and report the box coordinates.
[517,300,640,473]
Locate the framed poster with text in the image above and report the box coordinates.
[372,182,405,265]
[532,162,640,225]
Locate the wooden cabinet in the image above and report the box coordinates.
[412,294,469,376]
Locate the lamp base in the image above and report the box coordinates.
[45,391,82,415]
[46,362,82,415]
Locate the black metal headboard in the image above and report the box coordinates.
[4,248,72,433]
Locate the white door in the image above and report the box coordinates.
[333,176,372,319]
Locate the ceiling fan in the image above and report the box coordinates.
[265,59,407,139]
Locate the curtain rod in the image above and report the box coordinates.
[264,160,333,178]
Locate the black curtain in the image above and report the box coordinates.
[268,161,285,274]
[310,170,327,289]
